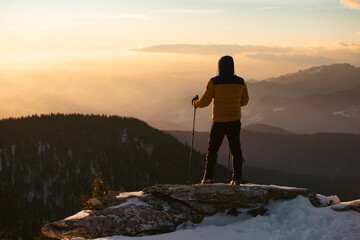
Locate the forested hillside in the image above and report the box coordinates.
[0,114,226,239]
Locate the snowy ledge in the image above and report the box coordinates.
[332,199,360,212]
[64,210,92,221]
[42,184,360,240]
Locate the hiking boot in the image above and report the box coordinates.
[230,178,247,185]
[230,179,241,185]
[201,178,214,184]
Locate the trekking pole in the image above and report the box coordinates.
[187,107,196,184]
[227,145,231,182]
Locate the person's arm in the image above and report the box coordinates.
[193,80,214,108]
[241,85,249,106]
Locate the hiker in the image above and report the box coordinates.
[192,55,249,185]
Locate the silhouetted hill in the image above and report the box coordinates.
[0,114,227,239]
[147,120,188,131]
[168,129,360,178]
[243,123,292,134]
[168,129,360,200]
[243,165,360,201]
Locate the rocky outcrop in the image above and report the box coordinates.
[143,184,320,214]
[41,183,353,239]
[331,199,360,213]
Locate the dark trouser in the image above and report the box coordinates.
[203,120,243,180]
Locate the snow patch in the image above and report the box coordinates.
[68,148,73,159]
[121,130,128,143]
[65,210,92,220]
[11,144,15,155]
[136,141,153,155]
[116,191,144,199]
[27,191,35,202]
[38,141,46,154]
[273,106,289,112]
[316,194,340,206]
[308,66,325,74]
[332,111,350,117]
[108,198,150,209]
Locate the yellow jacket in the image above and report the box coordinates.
[193,75,249,122]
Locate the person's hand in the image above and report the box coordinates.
[192,95,199,107]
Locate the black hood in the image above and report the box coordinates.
[218,56,234,75]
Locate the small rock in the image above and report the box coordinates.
[247,207,268,217]
[227,208,241,216]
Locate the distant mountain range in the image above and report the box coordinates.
[243,86,360,133]
[147,63,360,133]
[251,63,360,101]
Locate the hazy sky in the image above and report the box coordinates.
[1,0,360,120]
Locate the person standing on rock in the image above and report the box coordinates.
[192,55,249,185]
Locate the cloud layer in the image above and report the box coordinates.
[132,44,292,55]
[130,42,360,66]
[340,0,360,10]
[246,53,334,64]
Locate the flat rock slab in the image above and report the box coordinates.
[143,184,320,212]
[41,184,335,239]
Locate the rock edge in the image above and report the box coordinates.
[41,183,356,239]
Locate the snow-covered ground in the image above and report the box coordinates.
[65,210,92,220]
[84,195,360,240]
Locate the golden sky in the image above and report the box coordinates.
[0,0,360,119]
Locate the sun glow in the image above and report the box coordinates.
[1,0,360,119]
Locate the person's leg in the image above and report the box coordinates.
[203,122,226,181]
[225,120,244,181]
